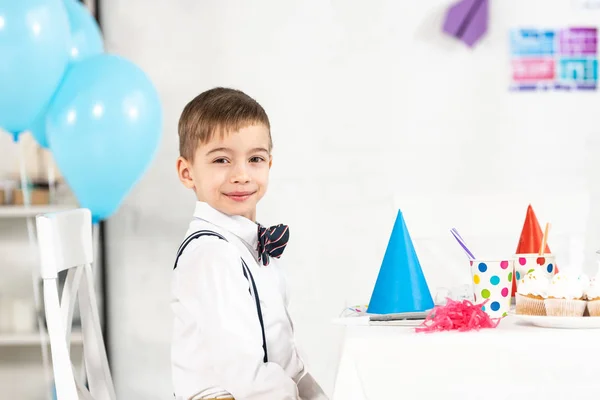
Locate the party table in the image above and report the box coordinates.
[331,316,600,400]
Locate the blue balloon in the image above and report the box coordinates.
[47,54,163,222]
[63,0,103,62]
[29,0,104,148]
[0,0,70,138]
[28,109,50,148]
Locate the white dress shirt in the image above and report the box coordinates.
[171,202,327,400]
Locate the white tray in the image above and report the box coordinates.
[512,313,600,329]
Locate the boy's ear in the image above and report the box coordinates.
[269,154,273,169]
[176,156,195,189]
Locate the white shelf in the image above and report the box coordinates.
[0,330,83,347]
[0,205,77,219]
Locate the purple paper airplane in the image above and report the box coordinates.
[443,0,489,47]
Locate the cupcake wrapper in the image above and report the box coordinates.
[516,294,546,316]
[544,298,586,317]
[588,300,600,317]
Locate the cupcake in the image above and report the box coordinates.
[579,273,591,294]
[585,276,600,316]
[515,267,549,316]
[544,272,587,317]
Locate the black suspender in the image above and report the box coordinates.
[173,230,268,363]
[240,258,268,363]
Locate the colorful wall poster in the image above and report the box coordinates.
[509,27,598,91]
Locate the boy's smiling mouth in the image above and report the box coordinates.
[224,191,256,202]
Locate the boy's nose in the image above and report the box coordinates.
[230,164,250,184]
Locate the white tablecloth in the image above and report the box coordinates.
[332,316,600,400]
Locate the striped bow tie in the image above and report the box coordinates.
[257,224,289,266]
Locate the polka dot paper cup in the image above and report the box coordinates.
[470,259,514,318]
[513,253,556,285]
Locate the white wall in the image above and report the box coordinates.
[101,1,600,398]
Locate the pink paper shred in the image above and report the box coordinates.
[415,298,501,333]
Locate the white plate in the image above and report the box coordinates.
[511,313,600,329]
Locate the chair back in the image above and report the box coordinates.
[36,208,116,400]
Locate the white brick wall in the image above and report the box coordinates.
[99,1,600,398]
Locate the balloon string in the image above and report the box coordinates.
[18,137,54,400]
[18,139,31,207]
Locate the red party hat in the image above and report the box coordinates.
[512,204,553,296]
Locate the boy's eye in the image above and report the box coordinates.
[249,156,265,163]
[213,158,230,164]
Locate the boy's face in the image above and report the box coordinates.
[177,123,272,221]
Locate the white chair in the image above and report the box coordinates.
[36,208,116,400]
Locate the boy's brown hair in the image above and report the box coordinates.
[178,87,272,162]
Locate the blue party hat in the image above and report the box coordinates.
[367,210,434,314]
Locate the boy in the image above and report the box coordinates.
[171,87,328,400]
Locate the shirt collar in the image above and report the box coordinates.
[193,201,259,251]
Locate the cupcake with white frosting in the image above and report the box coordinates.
[544,272,587,317]
[516,267,549,316]
[585,275,600,316]
[579,273,591,294]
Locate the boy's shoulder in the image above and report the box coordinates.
[182,217,233,243]
[175,217,240,268]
